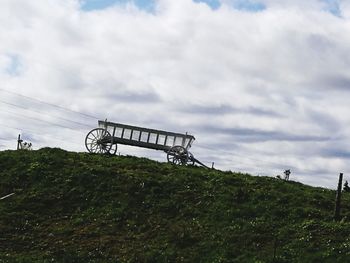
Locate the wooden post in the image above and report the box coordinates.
[17,134,21,150]
[272,236,278,262]
[334,173,343,221]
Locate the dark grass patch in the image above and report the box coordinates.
[1,148,350,262]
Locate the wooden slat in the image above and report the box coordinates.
[99,120,195,141]
[98,120,195,149]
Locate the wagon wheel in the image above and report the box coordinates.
[109,143,118,155]
[85,128,113,154]
[167,146,189,165]
[187,151,195,166]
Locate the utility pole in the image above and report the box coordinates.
[334,173,343,221]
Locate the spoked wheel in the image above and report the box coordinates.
[167,146,189,165]
[187,152,195,166]
[109,143,118,155]
[85,128,113,154]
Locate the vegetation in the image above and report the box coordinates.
[1,148,350,262]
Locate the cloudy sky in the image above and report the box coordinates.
[1,0,349,188]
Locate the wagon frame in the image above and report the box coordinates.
[85,120,207,167]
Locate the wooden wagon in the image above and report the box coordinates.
[85,120,207,167]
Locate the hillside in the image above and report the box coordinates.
[1,148,350,262]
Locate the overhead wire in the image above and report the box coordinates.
[193,145,276,175]
[198,144,287,168]
[0,89,92,150]
[0,123,83,148]
[0,88,101,120]
[0,99,94,128]
[197,144,280,168]
[197,144,320,175]
[1,108,87,135]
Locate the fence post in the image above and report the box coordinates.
[272,236,278,262]
[334,173,343,221]
[17,134,21,150]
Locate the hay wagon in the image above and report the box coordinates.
[85,120,207,167]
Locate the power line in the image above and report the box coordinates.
[2,108,87,135]
[0,99,93,128]
[0,124,83,147]
[198,144,286,167]
[0,88,101,120]
[197,144,319,175]
[0,94,91,149]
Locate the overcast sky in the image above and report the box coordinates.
[1,0,349,188]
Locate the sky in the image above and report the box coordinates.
[0,0,350,188]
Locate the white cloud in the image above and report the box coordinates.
[1,0,350,188]
[340,0,350,18]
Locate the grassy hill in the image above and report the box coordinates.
[1,148,350,262]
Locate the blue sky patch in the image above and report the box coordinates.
[320,0,341,16]
[232,0,266,12]
[80,0,339,15]
[80,0,155,12]
[5,54,21,76]
[194,0,221,10]
[81,0,267,12]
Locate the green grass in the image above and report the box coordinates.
[1,148,350,262]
